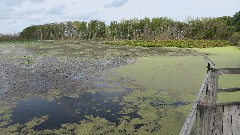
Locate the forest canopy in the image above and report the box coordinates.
[1,11,240,45]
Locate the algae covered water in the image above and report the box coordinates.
[0,42,239,134]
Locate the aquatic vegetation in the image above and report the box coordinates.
[0,115,48,134]
[20,59,35,66]
[105,40,231,48]
[0,123,21,134]
[0,102,18,134]
[21,116,48,133]
[44,89,62,101]
[75,116,116,135]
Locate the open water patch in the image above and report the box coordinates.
[8,91,142,131]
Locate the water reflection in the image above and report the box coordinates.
[9,92,141,130]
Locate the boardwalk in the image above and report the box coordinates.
[180,66,240,135]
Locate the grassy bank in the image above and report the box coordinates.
[105,40,231,48]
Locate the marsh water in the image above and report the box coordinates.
[0,41,203,134]
[10,92,141,131]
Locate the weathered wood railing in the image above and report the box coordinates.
[180,68,240,135]
[179,71,211,135]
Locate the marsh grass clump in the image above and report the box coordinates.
[20,59,34,65]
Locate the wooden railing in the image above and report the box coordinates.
[179,71,211,135]
[180,68,240,135]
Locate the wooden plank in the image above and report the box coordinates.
[217,101,240,106]
[196,104,216,135]
[212,106,224,135]
[215,68,240,75]
[218,87,240,92]
[204,70,218,105]
[222,105,240,135]
[206,70,218,105]
[213,71,219,105]
[180,72,211,135]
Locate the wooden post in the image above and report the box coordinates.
[205,69,218,105]
[192,69,219,135]
[212,69,219,105]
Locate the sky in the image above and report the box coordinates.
[0,0,239,34]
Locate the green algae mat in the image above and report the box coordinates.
[0,42,239,134]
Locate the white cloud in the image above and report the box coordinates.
[104,0,129,8]
[46,4,66,15]
[0,0,240,34]
[0,8,14,20]
[2,0,44,7]
[63,11,99,21]
[27,14,45,21]
[30,0,45,3]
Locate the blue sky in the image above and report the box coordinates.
[0,0,239,34]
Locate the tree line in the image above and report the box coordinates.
[1,11,240,45]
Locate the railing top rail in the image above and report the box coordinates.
[213,68,240,75]
[218,87,240,92]
[179,71,211,135]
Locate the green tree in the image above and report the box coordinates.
[74,21,88,39]
[230,11,240,32]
